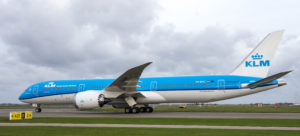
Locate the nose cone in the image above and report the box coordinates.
[18,91,26,103]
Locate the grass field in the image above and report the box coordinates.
[0,126,299,136]
[154,105,300,113]
[88,105,300,113]
[2,117,300,127]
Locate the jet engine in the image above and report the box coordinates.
[73,90,110,110]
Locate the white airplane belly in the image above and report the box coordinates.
[21,93,75,104]
[148,85,278,103]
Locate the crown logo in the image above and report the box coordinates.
[251,53,263,60]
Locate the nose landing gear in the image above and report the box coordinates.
[33,104,42,113]
[34,107,42,113]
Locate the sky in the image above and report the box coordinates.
[0,0,299,104]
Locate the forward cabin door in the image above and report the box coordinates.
[33,85,39,96]
[78,84,85,92]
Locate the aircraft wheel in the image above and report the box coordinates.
[133,107,140,113]
[35,108,42,113]
[124,108,131,114]
[140,107,147,112]
[146,107,153,113]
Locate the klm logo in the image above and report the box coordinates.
[245,53,270,67]
[44,82,56,88]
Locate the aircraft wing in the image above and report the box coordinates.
[103,62,152,101]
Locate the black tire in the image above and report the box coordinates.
[146,107,153,113]
[140,107,147,112]
[134,107,140,113]
[35,108,42,113]
[124,108,131,113]
[129,108,133,113]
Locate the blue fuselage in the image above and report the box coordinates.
[19,75,277,101]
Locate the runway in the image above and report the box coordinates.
[1,123,300,130]
[2,108,300,119]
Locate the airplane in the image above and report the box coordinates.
[19,30,291,113]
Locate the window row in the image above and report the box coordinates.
[90,82,213,89]
[159,83,200,87]
[91,86,106,89]
[158,83,213,87]
[44,87,77,90]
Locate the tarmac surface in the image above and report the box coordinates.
[1,123,300,130]
[1,108,300,119]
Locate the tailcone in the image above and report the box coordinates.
[278,81,287,87]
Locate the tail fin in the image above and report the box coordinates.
[231,30,284,77]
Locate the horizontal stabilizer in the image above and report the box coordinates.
[247,71,292,88]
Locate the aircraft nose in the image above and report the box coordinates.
[18,91,26,102]
[18,92,24,100]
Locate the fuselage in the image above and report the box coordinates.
[19,75,279,105]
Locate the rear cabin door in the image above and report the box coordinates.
[150,81,157,91]
[218,80,225,89]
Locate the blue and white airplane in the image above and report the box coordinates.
[19,30,291,113]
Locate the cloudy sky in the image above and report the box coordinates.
[0,0,299,104]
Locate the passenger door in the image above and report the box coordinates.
[218,80,225,89]
[150,81,157,91]
[78,84,85,92]
[32,85,39,96]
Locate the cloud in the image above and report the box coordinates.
[0,0,299,104]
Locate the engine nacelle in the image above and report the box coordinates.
[73,91,107,110]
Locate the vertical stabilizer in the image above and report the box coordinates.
[231,30,284,77]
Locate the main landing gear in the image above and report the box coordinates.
[124,107,153,114]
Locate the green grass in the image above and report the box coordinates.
[153,105,300,113]
[88,105,300,113]
[0,126,299,136]
[0,105,32,109]
[2,117,300,127]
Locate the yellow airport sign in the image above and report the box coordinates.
[10,111,32,120]
[26,112,32,119]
